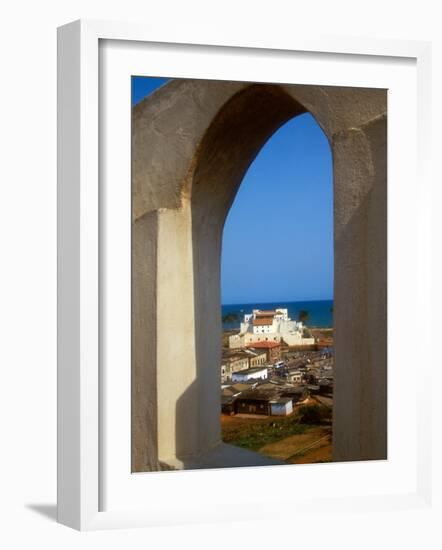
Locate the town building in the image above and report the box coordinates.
[280,385,309,405]
[318,379,333,395]
[221,384,253,414]
[246,340,282,363]
[230,386,297,416]
[231,366,268,382]
[286,370,303,384]
[233,388,276,415]
[269,397,293,416]
[247,349,267,368]
[220,380,311,417]
[229,308,315,348]
[221,350,250,383]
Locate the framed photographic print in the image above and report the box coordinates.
[57,19,432,530]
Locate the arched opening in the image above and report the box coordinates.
[187,85,319,464]
[220,112,333,464]
[132,78,387,472]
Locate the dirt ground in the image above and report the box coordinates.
[259,426,332,463]
[289,439,332,464]
[221,409,333,464]
[309,327,333,339]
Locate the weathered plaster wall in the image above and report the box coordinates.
[132,211,159,471]
[131,79,387,471]
[333,114,387,461]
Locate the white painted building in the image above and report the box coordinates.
[287,370,303,383]
[269,398,294,416]
[229,308,315,348]
[231,366,268,382]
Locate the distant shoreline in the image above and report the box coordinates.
[221,298,333,307]
[222,299,334,330]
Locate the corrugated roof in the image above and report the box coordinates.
[252,317,273,326]
[236,388,280,401]
[247,341,280,349]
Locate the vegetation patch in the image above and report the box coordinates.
[222,402,332,455]
[298,403,331,424]
[222,415,308,451]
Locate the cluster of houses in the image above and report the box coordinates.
[221,351,334,417]
[221,380,310,417]
[221,340,282,383]
[220,307,334,418]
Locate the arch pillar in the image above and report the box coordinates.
[332,114,387,461]
[133,205,278,470]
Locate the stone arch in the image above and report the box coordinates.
[132,79,387,471]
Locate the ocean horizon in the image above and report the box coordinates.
[221,299,333,330]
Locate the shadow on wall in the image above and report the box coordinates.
[174,379,285,470]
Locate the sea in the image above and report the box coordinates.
[221,299,333,330]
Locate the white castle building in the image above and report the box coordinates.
[229,308,315,349]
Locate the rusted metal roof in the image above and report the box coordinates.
[247,341,280,349]
[252,317,273,326]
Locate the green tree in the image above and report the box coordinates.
[298,404,322,424]
[298,310,309,324]
[222,312,239,324]
[298,404,331,424]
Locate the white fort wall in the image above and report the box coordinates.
[230,308,314,348]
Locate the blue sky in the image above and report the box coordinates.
[132,77,333,304]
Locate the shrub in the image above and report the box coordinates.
[298,404,326,424]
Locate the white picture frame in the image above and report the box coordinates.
[57,19,432,531]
